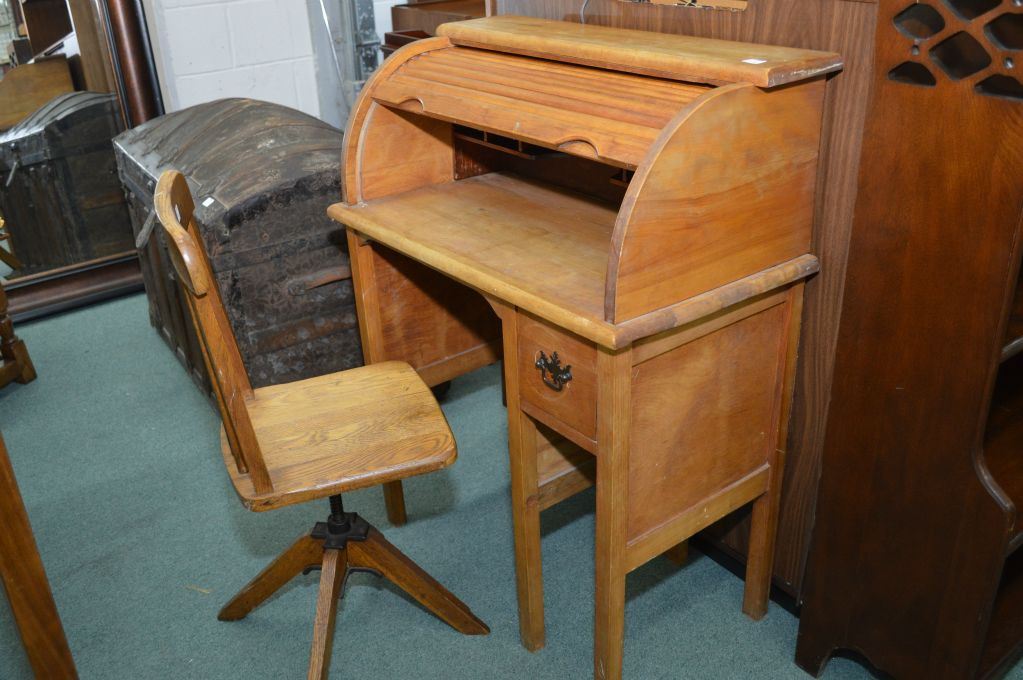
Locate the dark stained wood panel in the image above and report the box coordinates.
[796,0,1023,677]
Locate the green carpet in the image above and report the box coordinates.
[0,294,1015,679]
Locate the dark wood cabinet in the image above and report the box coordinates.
[795,0,1023,677]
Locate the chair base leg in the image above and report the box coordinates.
[308,548,346,680]
[218,533,323,621]
[349,527,490,635]
[220,503,489,680]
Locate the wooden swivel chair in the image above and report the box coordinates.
[154,169,488,680]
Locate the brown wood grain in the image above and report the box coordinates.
[0,283,36,388]
[349,528,490,634]
[218,534,324,621]
[742,282,802,619]
[373,45,709,169]
[593,346,632,680]
[518,311,598,441]
[370,242,500,382]
[491,0,879,597]
[333,172,617,338]
[229,362,456,510]
[156,170,270,489]
[536,424,595,510]
[492,0,877,598]
[0,434,77,679]
[307,548,346,680]
[627,303,787,541]
[499,300,548,651]
[795,0,1023,675]
[157,169,488,678]
[0,57,73,131]
[65,0,117,93]
[608,80,824,322]
[336,19,828,676]
[438,16,842,86]
[332,176,816,349]
[155,170,459,511]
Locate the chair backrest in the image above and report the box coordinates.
[154,170,273,494]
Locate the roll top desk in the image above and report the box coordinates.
[329,16,840,679]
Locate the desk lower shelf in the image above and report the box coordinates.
[331,171,616,338]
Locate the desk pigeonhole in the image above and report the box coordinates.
[0,91,133,276]
[113,98,362,395]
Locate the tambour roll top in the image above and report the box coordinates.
[336,16,841,343]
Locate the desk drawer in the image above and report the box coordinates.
[517,312,597,442]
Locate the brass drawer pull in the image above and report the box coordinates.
[535,351,572,392]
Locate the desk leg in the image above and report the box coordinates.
[347,233,408,526]
[594,347,632,680]
[743,284,803,619]
[664,541,688,566]
[502,308,546,650]
[382,481,407,526]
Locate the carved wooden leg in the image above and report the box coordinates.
[0,285,34,385]
[593,348,631,680]
[664,541,688,566]
[218,534,324,621]
[349,528,489,635]
[307,548,347,680]
[11,339,35,384]
[382,481,407,526]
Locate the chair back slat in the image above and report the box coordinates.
[154,170,273,494]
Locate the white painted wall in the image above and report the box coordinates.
[144,0,323,118]
[372,0,402,44]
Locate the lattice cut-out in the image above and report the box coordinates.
[986,13,1023,50]
[888,61,939,86]
[943,0,1001,21]
[894,4,947,39]
[976,73,1023,99]
[930,31,993,78]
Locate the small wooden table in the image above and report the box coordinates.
[329,16,839,679]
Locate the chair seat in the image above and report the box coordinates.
[221,361,456,511]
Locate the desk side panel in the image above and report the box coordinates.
[340,47,502,382]
[342,37,454,203]
[606,79,825,324]
[626,298,789,548]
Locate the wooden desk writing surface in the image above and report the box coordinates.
[330,16,838,679]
